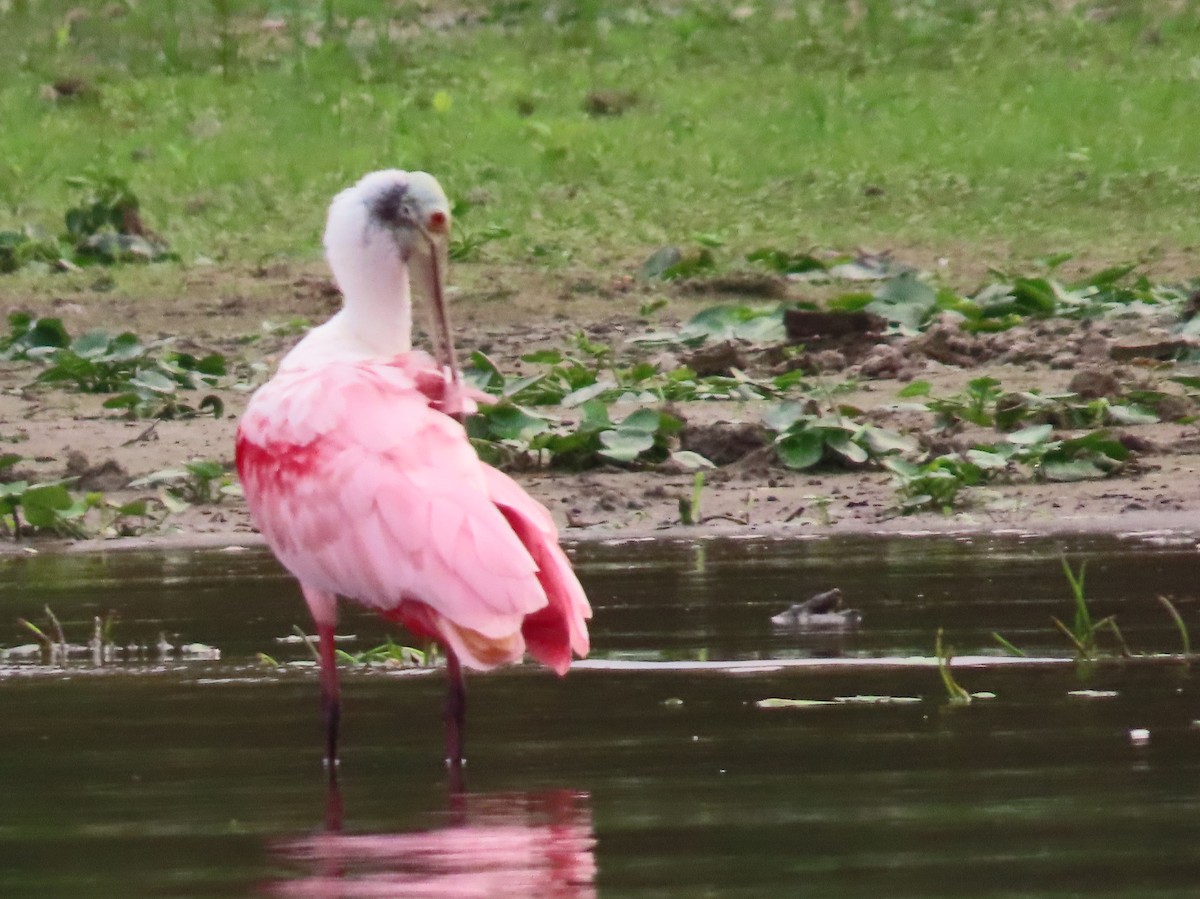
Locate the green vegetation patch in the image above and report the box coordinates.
[3,0,1200,277]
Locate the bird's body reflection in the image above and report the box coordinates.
[267,783,596,899]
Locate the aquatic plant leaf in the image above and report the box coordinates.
[598,428,655,462]
[70,330,113,357]
[617,408,663,434]
[521,349,563,364]
[825,432,868,464]
[859,425,916,455]
[1006,423,1053,445]
[479,404,550,441]
[670,450,715,470]
[641,246,683,279]
[129,369,176,394]
[897,380,931,398]
[20,484,73,528]
[762,401,808,433]
[823,292,875,314]
[865,273,937,333]
[1106,404,1158,425]
[746,248,826,274]
[775,431,824,469]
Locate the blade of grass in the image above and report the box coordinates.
[936,627,973,705]
[1094,616,1132,658]
[43,604,67,658]
[291,624,319,661]
[1156,595,1191,658]
[1051,615,1090,657]
[991,632,1027,657]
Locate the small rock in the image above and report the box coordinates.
[810,349,847,372]
[1049,353,1077,370]
[1117,432,1159,454]
[858,344,905,378]
[683,340,746,377]
[1110,339,1197,362]
[1068,368,1121,399]
[1155,394,1193,422]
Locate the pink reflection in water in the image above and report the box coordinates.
[268,789,596,899]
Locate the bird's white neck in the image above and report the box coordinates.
[280,255,414,370]
[338,276,413,357]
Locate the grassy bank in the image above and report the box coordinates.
[3,0,1200,285]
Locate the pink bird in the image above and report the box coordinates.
[236,170,591,771]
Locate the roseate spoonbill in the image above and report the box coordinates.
[236,170,591,770]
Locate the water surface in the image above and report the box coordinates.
[1,533,1198,897]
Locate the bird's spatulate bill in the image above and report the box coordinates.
[419,228,461,409]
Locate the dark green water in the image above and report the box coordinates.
[1,533,1198,897]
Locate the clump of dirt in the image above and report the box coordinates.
[63,451,130,492]
[1068,368,1121,399]
[682,341,746,377]
[856,344,911,379]
[680,421,768,465]
[784,309,885,340]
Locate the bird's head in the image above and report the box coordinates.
[323,169,456,366]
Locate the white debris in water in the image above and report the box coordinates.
[1,644,43,660]
[1116,530,1197,548]
[834,695,922,705]
[180,643,221,660]
[756,698,837,709]
[275,633,357,643]
[1068,690,1120,699]
[1129,728,1151,745]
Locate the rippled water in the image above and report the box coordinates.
[1,533,1198,897]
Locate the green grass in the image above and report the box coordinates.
[4,0,1200,278]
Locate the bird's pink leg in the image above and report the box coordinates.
[317,621,341,772]
[303,587,341,773]
[444,649,466,771]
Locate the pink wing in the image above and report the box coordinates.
[236,355,590,673]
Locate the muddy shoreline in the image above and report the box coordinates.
[2,259,1199,554]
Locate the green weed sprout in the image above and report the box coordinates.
[679,471,705,525]
[991,632,1027,657]
[936,628,973,705]
[1052,557,1129,660]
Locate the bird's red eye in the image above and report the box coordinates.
[428,210,448,233]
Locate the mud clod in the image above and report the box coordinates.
[681,422,768,466]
